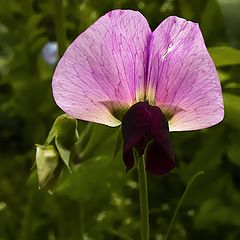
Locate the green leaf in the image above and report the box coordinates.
[56,155,126,202]
[79,123,118,160]
[75,122,94,151]
[194,198,240,228]
[113,127,123,158]
[182,170,229,206]
[223,93,240,130]
[217,0,240,48]
[177,0,194,19]
[227,132,240,166]
[179,128,224,183]
[208,46,240,66]
[44,114,78,170]
[201,0,226,43]
[45,114,78,145]
[55,136,71,172]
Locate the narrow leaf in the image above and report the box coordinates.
[209,46,240,66]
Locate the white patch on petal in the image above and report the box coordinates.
[161,42,174,60]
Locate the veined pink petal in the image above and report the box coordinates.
[52,10,151,126]
[147,16,224,131]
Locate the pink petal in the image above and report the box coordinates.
[147,16,224,131]
[52,10,151,126]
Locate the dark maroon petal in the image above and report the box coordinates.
[146,105,175,175]
[122,102,150,171]
[145,141,174,175]
[122,102,175,175]
[123,150,135,172]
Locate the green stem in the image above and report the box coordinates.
[19,189,34,240]
[138,155,149,240]
[54,0,67,56]
[72,201,84,240]
[107,227,133,240]
[164,171,204,240]
[79,201,84,240]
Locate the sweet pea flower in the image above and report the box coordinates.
[52,10,224,175]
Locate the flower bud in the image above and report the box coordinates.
[35,144,59,189]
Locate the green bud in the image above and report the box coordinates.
[45,114,79,170]
[35,144,59,189]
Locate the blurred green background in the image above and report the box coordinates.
[1,0,240,239]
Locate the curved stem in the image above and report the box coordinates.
[54,0,67,56]
[164,171,204,240]
[138,155,149,240]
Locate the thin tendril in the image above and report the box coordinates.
[164,171,205,240]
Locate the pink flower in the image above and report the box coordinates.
[52,10,224,175]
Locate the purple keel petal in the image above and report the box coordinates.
[52,10,151,126]
[146,105,175,175]
[147,16,224,131]
[122,102,174,175]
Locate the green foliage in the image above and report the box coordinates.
[45,114,79,170]
[209,47,240,67]
[0,0,240,239]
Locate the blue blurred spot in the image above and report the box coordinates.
[42,42,58,65]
